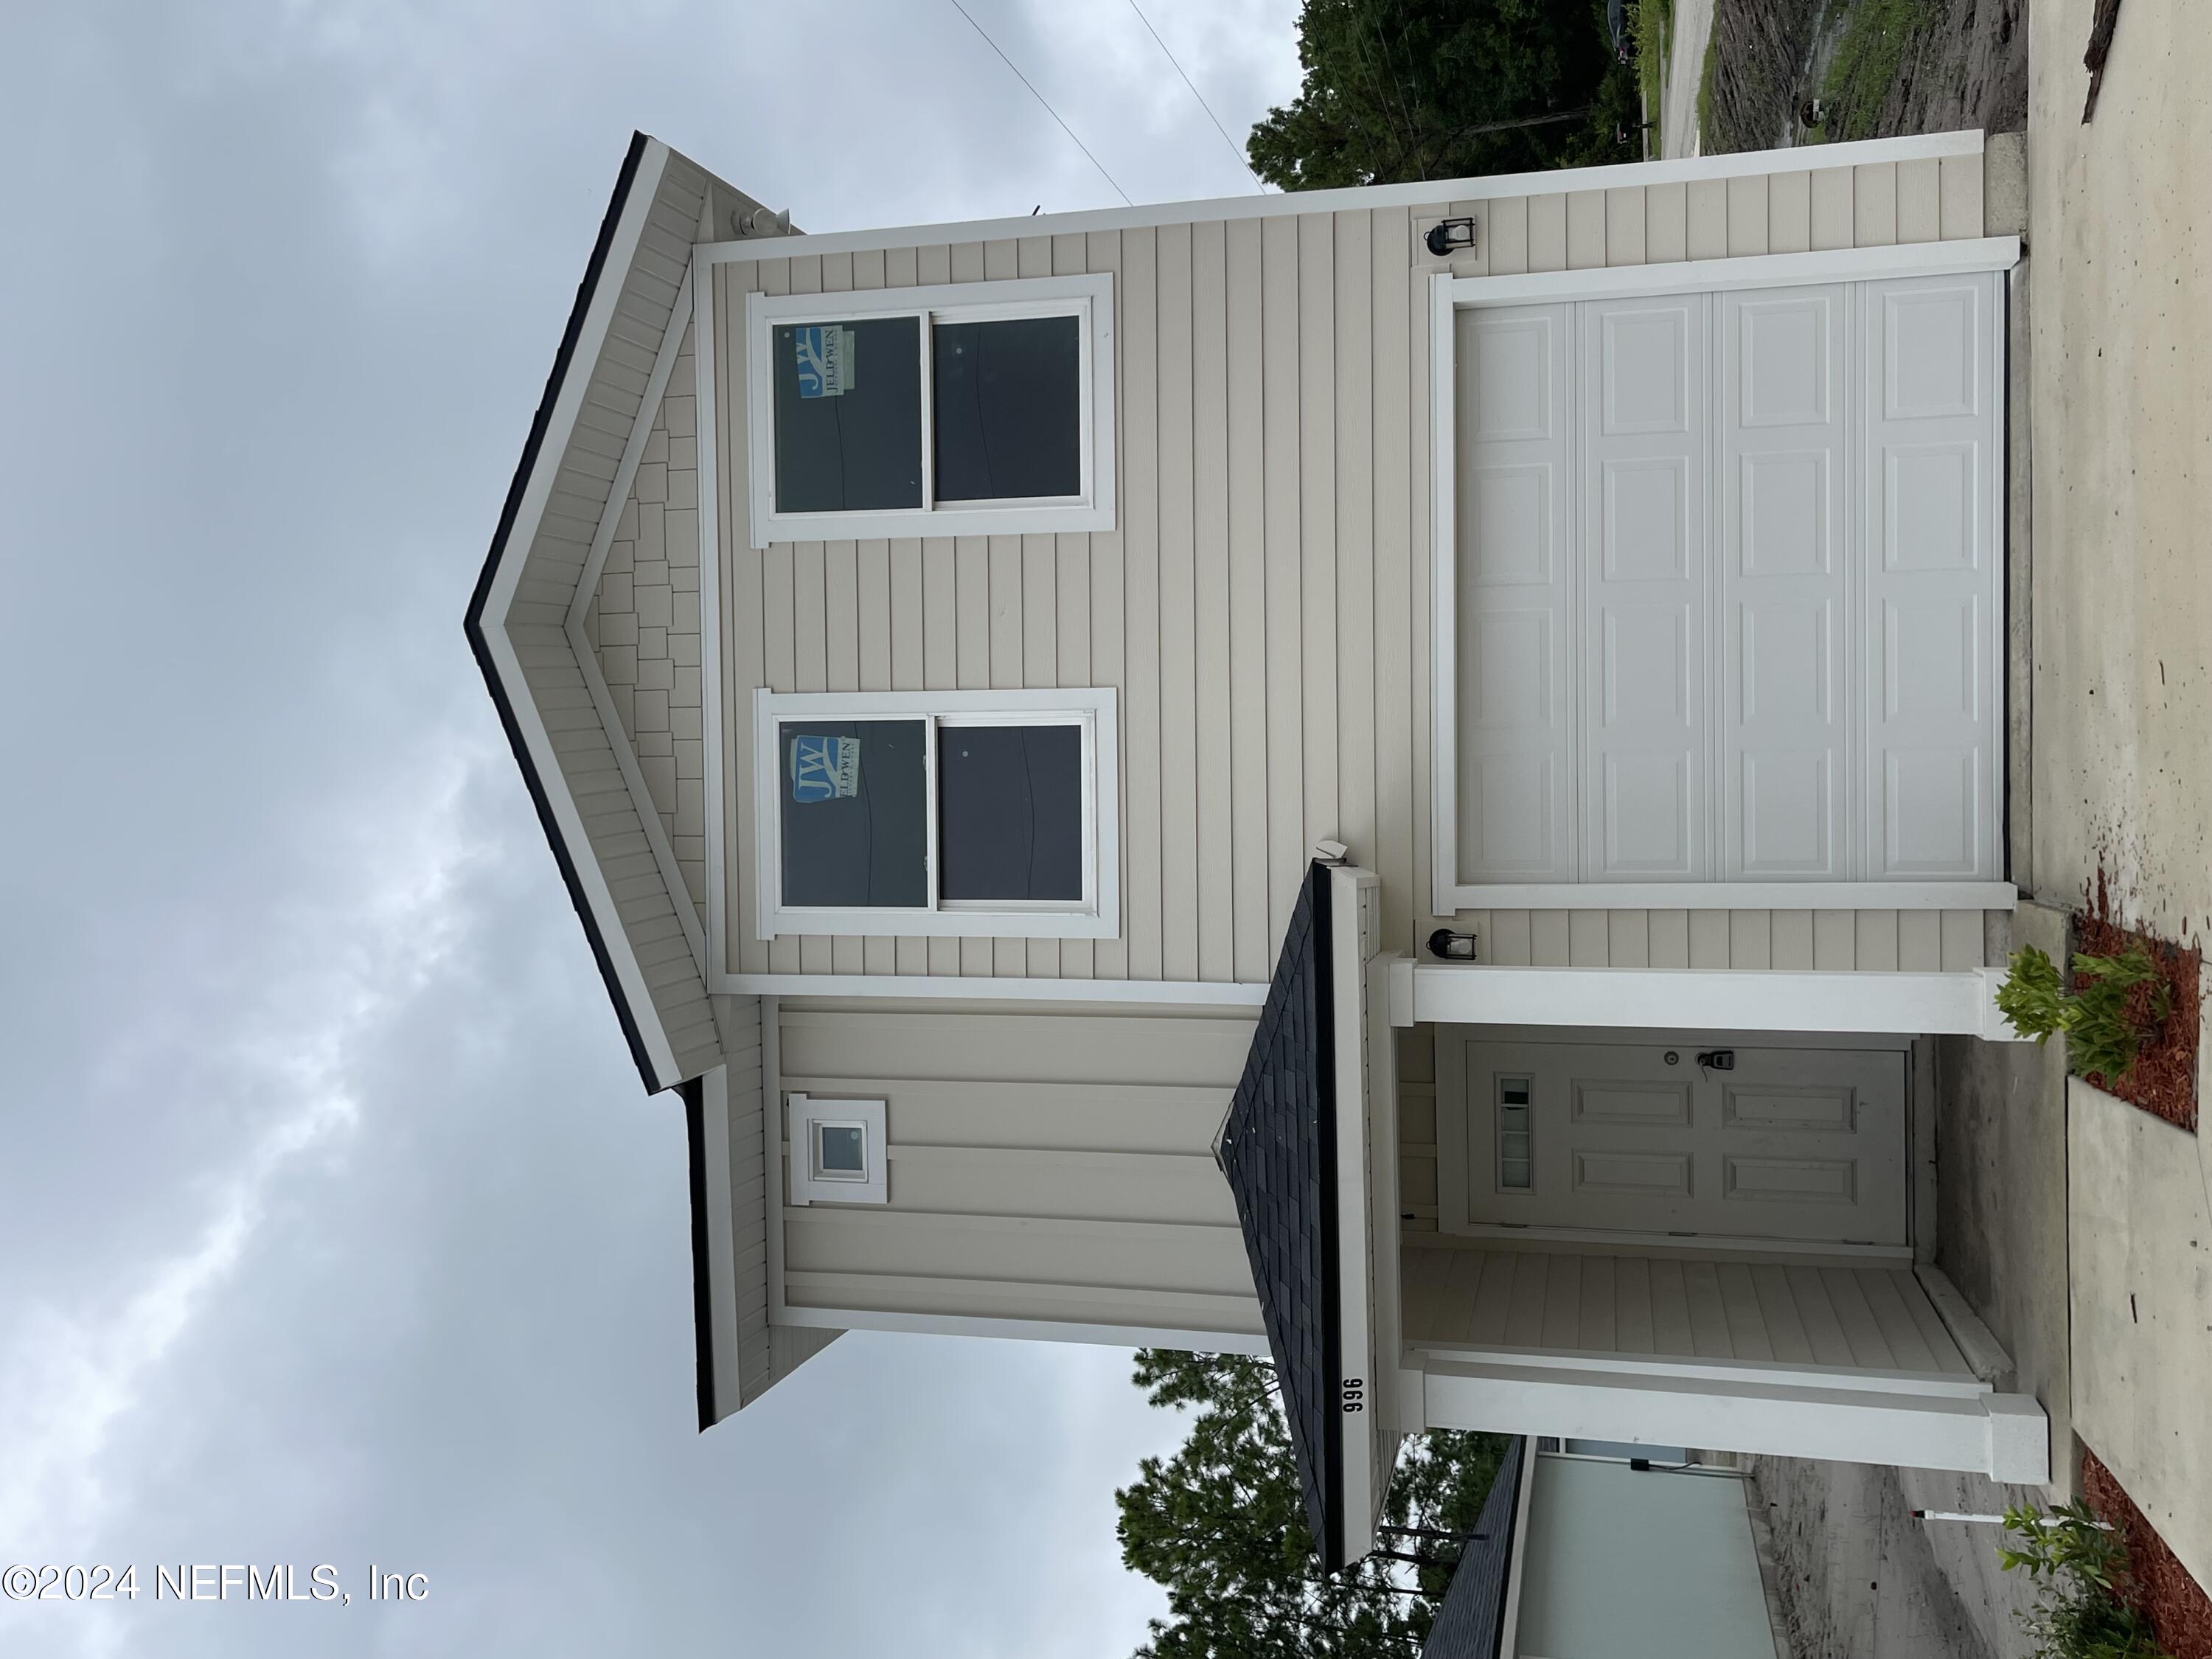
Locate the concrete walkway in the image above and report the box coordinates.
[1659,0,1712,158]
[2023,0,2212,1596]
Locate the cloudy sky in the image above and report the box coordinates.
[0,1,1298,1652]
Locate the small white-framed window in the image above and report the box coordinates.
[745,274,1116,546]
[787,1093,887,1206]
[753,687,1119,941]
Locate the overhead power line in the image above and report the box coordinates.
[1124,0,1266,192]
[945,0,1133,206]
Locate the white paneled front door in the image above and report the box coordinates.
[1453,272,2002,887]
[1439,1032,1910,1247]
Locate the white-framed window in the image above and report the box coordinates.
[752,686,1119,941]
[744,274,1116,546]
[787,1093,887,1206]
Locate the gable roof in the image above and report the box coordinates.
[1418,1438,1528,1659]
[465,133,764,1093]
[1215,860,1343,1567]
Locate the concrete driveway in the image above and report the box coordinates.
[2023,0,2212,1600]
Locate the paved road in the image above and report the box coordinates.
[1660,0,1714,157]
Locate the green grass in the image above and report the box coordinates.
[1632,0,1672,154]
[1815,0,1939,142]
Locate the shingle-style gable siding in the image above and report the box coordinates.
[1217,863,1341,1565]
[585,322,709,922]
[710,146,2001,985]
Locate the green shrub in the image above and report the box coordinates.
[1994,944,2171,1080]
[1999,1501,2170,1659]
[1818,0,1939,142]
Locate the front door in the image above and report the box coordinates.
[1439,1031,1909,1246]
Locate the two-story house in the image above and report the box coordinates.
[467,127,2041,1573]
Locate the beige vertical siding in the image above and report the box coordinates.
[774,1001,1263,1340]
[714,159,1999,984]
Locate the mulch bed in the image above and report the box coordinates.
[2074,876,2201,1133]
[2082,1446,2212,1659]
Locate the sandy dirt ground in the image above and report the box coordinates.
[1867,0,2028,138]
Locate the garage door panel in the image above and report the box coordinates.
[1602,751,1697,876]
[1884,595,1980,722]
[1583,298,1708,883]
[1881,284,1981,420]
[1722,285,1848,883]
[1741,749,1833,874]
[1452,273,2002,891]
[1739,289,1838,428]
[1882,442,1980,571]
[1882,748,1981,876]
[1600,305,1695,434]
[1862,274,2002,883]
[1458,303,1576,883]
[1741,450,1832,576]
[1469,462,1557,585]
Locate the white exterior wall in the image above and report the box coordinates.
[708,147,2002,986]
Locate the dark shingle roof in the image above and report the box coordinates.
[1419,1438,1528,1659]
[1216,860,1343,1567]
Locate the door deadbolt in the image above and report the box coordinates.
[1663,1051,1679,1065]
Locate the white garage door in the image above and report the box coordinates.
[1455,274,2003,885]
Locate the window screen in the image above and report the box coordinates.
[771,316,924,514]
[931,316,1082,502]
[937,723,1083,901]
[777,720,929,908]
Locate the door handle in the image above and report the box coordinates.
[1694,1049,1736,1071]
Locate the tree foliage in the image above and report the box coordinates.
[1248,0,1638,190]
[1116,1350,1510,1658]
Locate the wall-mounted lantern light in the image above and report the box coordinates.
[1424,217,1478,257]
[1427,928,1478,961]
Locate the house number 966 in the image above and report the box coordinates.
[1340,1378,1365,1412]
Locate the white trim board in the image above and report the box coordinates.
[773,1303,1270,1355]
[482,621,681,1090]
[1409,1342,1990,1399]
[567,611,707,971]
[1447,237,2020,308]
[689,131,1988,267]
[1398,962,2026,1040]
[1428,245,2017,917]
[1440,882,2017,911]
[1418,1354,2049,1481]
[696,1065,744,1415]
[484,139,668,633]
[719,972,1269,1006]
[694,249,731,991]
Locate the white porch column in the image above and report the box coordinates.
[1390,961,2028,1041]
[1413,1354,2050,1484]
